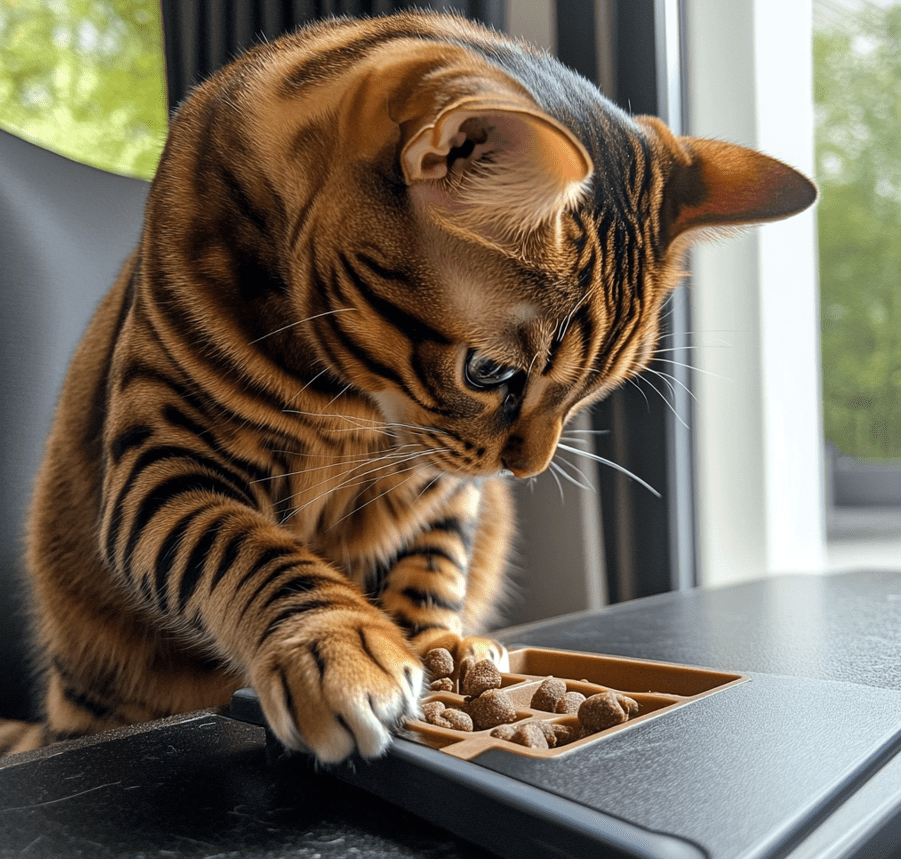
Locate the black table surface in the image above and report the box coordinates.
[2,570,900,859]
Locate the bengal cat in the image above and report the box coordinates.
[1,11,815,762]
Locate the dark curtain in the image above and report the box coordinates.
[558,0,698,602]
[160,0,505,109]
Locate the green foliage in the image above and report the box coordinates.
[0,0,167,180]
[815,3,901,459]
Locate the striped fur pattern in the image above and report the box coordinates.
[7,12,815,761]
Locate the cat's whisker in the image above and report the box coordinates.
[252,443,421,483]
[645,367,697,403]
[249,307,356,344]
[653,356,730,382]
[321,383,353,411]
[556,442,661,498]
[326,462,437,531]
[551,456,596,493]
[635,374,690,430]
[626,377,652,411]
[546,462,566,503]
[561,428,610,436]
[278,447,443,521]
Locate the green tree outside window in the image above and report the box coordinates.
[815,2,901,460]
[0,0,167,180]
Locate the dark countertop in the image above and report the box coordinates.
[1,570,900,859]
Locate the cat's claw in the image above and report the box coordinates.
[252,613,424,764]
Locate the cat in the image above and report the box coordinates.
[1,10,815,762]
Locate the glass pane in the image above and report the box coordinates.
[814,0,901,559]
[0,0,167,180]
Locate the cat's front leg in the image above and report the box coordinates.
[102,474,423,762]
[375,476,513,672]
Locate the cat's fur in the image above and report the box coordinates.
[3,11,815,761]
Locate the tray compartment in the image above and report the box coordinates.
[507,647,744,696]
[406,647,747,760]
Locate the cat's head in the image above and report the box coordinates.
[296,23,815,478]
[162,14,816,479]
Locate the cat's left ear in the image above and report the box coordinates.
[641,117,817,244]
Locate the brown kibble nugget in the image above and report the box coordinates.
[530,677,566,712]
[490,724,517,741]
[423,648,455,680]
[438,709,474,732]
[510,722,549,749]
[532,720,559,748]
[578,691,629,733]
[616,693,640,717]
[552,723,579,745]
[457,655,475,688]
[554,691,587,714]
[459,658,502,698]
[421,700,446,723]
[465,688,518,730]
[430,677,454,692]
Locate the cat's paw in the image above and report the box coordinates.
[412,630,509,673]
[251,612,423,763]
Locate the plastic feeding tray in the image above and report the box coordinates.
[404,647,746,761]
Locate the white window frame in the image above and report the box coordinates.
[685,0,827,584]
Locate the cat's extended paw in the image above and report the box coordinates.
[251,612,424,764]
[412,630,509,673]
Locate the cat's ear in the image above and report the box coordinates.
[400,100,592,238]
[642,117,817,244]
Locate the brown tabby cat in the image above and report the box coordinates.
[1,11,815,761]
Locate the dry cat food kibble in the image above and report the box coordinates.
[530,677,567,711]
[416,651,641,752]
[554,691,587,714]
[459,658,503,698]
[420,700,474,731]
[578,691,638,733]
[464,687,518,731]
[423,648,455,681]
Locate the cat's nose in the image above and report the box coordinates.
[500,459,532,479]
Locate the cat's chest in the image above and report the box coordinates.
[275,446,463,580]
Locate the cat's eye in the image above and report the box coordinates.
[464,349,519,389]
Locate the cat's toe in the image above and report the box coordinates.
[252,612,423,763]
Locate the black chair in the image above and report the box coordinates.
[0,129,149,719]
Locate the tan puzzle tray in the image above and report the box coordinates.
[405,647,748,760]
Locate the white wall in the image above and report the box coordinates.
[685,0,827,584]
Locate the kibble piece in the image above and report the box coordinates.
[430,677,454,692]
[465,688,518,730]
[457,655,477,688]
[423,648,455,680]
[432,708,473,732]
[554,691,587,714]
[552,723,579,746]
[530,677,567,712]
[459,658,503,698]
[532,720,559,748]
[616,693,640,717]
[578,691,630,733]
[421,700,446,724]
[510,722,549,749]
[489,724,517,741]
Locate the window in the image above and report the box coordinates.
[0,0,167,179]
[814,0,901,564]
